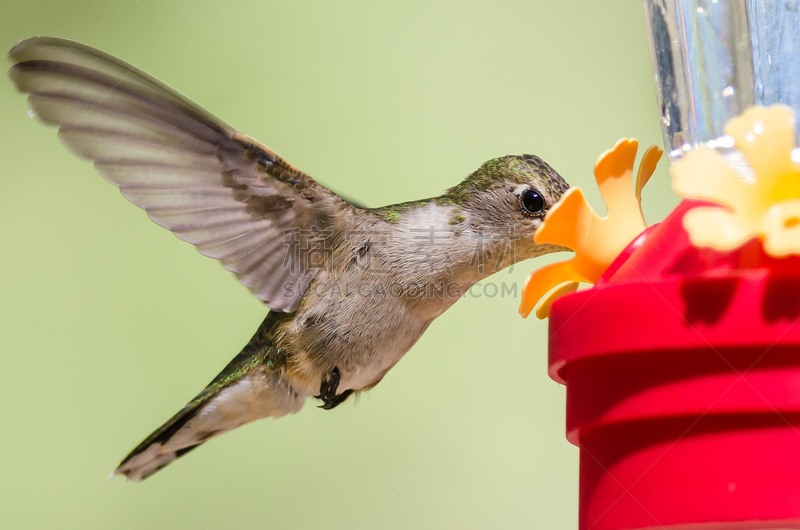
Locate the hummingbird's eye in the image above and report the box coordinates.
[520,189,545,216]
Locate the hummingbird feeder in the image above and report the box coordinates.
[521,2,800,528]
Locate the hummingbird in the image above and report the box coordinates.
[8,37,569,481]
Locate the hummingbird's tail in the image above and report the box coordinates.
[114,313,305,481]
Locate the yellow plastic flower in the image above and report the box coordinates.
[672,105,800,257]
[519,139,662,319]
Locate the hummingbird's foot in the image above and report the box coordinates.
[315,367,354,410]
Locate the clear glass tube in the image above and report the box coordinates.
[644,0,800,162]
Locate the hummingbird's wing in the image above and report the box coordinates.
[8,37,359,312]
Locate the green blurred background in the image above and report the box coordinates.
[0,1,678,528]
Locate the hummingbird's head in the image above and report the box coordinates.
[448,154,570,264]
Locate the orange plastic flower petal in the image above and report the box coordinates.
[535,282,580,320]
[682,207,756,251]
[520,260,588,318]
[534,188,594,256]
[519,138,662,319]
[726,105,797,179]
[672,105,800,257]
[672,149,750,205]
[636,145,664,202]
[762,199,800,257]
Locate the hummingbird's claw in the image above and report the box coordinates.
[315,367,354,410]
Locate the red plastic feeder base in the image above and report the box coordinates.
[548,202,800,529]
